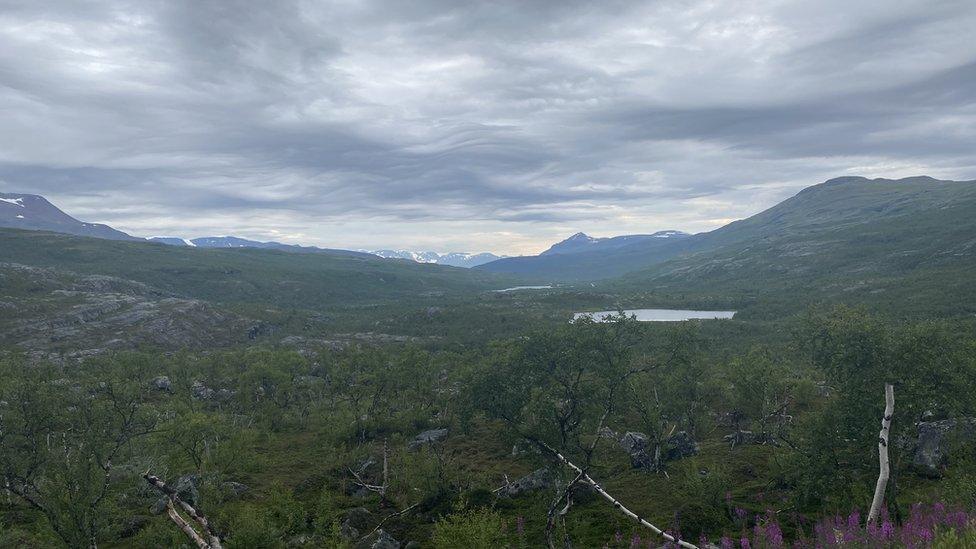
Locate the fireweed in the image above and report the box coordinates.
[599,503,975,548]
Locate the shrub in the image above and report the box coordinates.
[431,508,507,549]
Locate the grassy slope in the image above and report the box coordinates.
[477,177,976,291]
[616,177,976,318]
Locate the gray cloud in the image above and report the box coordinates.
[0,0,974,254]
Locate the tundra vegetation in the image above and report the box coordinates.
[3,306,976,548]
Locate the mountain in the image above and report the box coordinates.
[477,229,698,280]
[1,193,501,266]
[1,193,135,241]
[365,250,504,268]
[149,235,369,257]
[541,230,689,256]
[612,176,976,316]
[476,176,976,284]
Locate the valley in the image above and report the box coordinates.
[3,176,976,548]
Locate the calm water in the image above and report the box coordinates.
[493,285,554,292]
[573,309,736,322]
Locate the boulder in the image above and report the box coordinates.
[355,529,400,549]
[190,380,215,400]
[190,381,234,402]
[912,418,976,477]
[150,474,200,515]
[619,431,653,468]
[665,431,700,461]
[616,430,699,469]
[723,430,756,447]
[222,481,249,498]
[503,468,553,497]
[407,428,448,451]
[150,375,172,392]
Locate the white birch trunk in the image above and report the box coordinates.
[536,440,698,549]
[867,383,894,525]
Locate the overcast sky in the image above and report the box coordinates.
[1,0,975,254]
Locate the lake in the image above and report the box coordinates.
[573,309,736,322]
[493,285,554,292]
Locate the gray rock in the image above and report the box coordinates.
[912,418,976,477]
[189,381,234,402]
[665,431,700,461]
[150,375,172,392]
[619,431,654,468]
[723,430,756,447]
[222,481,249,498]
[617,430,699,469]
[150,474,200,515]
[191,380,215,400]
[503,468,553,497]
[407,428,448,451]
[355,529,400,549]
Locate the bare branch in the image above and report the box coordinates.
[143,473,222,549]
[166,500,209,549]
[365,501,421,538]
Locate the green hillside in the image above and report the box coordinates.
[478,176,976,286]
[0,228,517,310]
[615,177,976,317]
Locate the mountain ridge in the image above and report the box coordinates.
[0,194,502,267]
[476,175,976,281]
[540,230,689,256]
[0,193,136,241]
[364,249,504,268]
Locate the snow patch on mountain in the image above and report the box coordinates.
[362,250,504,268]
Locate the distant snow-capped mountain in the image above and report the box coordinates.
[147,235,369,257]
[364,250,504,268]
[1,192,501,268]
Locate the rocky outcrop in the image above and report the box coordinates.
[665,431,700,460]
[912,418,976,477]
[619,431,654,468]
[407,428,448,451]
[0,262,252,355]
[222,481,249,498]
[616,430,699,469]
[190,381,234,402]
[502,468,553,497]
[150,375,172,392]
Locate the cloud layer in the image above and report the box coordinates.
[1,0,974,253]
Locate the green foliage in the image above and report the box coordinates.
[1,304,975,547]
[431,507,508,549]
[933,527,976,548]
